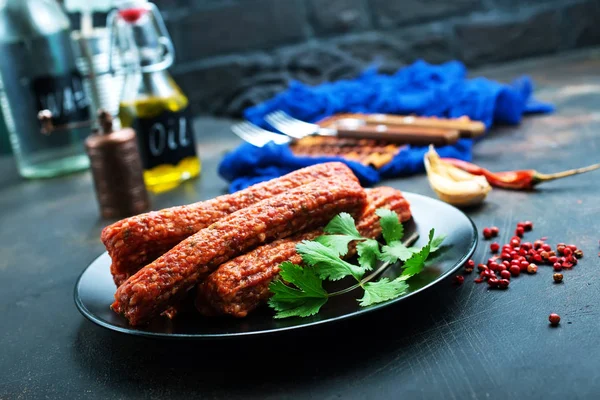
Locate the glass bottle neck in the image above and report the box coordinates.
[121,68,177,102]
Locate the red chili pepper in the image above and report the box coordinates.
[441,158,600,190]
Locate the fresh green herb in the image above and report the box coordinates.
[358,276,410,307]
[429,234,447,253]
[268,208,447,318]
[356,239,381,271]
[268,262,328,318]
[323,212,362,238]
[315,212,364,256]
[402,229,434,277]
[296,241,367,281]
[380,242,415,263]
[315,235,356,257]
[375,208,404,244]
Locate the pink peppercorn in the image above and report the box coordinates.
[498,279,510,289]
[509,265,521,276]
[542,244,552,252]
[553,263,562,271]
[527,263,538,274]
[483,227,492,239]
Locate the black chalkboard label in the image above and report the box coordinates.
[32,71,90,126]
[132,108,198,170]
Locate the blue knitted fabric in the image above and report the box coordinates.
[219,60,553,192]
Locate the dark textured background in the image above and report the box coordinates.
[68,0,600,117]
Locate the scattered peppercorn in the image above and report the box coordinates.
[454,275,465,285]
[523,221,533,231]
[509,265,521,276]
[541,244,552,252]
[477,264,488,272]
[527,263,538,274]
[533,240,543,249]
[515,226,525,237]
[553,263,562,271]
[553,273,563,283]
[483,227,492,239]
[498,279,510,289]
[574,249,583,259]
[563,247,573,257]
[490,242,500,253]
[549,313,561,326]
[500,270,511,279]
[490,226,499,237]
[569,256,578,266]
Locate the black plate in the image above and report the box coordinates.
[74,192,477,339]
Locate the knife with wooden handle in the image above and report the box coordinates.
[331,123,460,146]
[323,113,486,138]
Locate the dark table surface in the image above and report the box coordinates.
[2,49,600,399]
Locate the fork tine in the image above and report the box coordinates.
[240,123,291,145]
[231,122,290,147]
[265,111,318,139]
[231,123,268,147]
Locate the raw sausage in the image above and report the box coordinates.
[101,162,360,286]
[196,187,411,318]
[112,177,367,326]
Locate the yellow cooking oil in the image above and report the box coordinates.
[119,83,201,194]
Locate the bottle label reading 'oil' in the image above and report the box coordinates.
[132,108,197,170]
[32,71,90,126]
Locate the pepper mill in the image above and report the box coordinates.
[85,110,150,218]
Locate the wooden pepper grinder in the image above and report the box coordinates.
[85,110,150,219]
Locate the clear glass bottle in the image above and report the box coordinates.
[0,0,91,178]
[109,1,201,193]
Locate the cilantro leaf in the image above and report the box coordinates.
[402,229,435,277]
[268,262,328,319]
[380,242,416,263]
[278,261,328,297]
[358,277,409,307]
[268,293,328,319]
[430,234,447,253]
[315,235,355,256]
[323,212,362,238]
[376,208,404,244]
[296,240,366,281]
[357,239,381,271]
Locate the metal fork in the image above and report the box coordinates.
[231,121,292,147]
[265,110,460,146]
[265,111,332,139]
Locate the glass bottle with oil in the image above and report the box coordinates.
[108,0,200,193]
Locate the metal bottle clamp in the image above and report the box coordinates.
[106,1,176,74]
